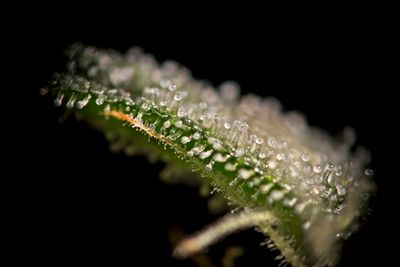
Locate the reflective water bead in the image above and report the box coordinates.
[199,150,213,160]
[193,132,201,140]
[301,153,310,162]
[54,93,64,107]
[141,102,150,111]
[177,107,187,117]
[336,184,346,196]
[238,169,254,180]
[180,136,191,144]
[313,164,322,174]
[174,91,185,101]
[255,137,264,145]
[365,169,374,176]
[268,160,278,170]
[174,120,183,128]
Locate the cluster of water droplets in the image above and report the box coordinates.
[47,44,374,265]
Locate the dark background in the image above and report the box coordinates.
[14,14,394,266]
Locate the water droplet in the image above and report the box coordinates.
[174,120,183,128]
[199,150,213,160]
[276,153,285,161]
[95,95,105,105]
[327,173,334,185]
[313,165,322,174]
[54,93,64,107]
[40,88,48,96]
[295,202,307,214]
[193,132,201,140]
[219,81,240,102]
[238,169,254,180]
[336,184,346,196]
[159,100,167,107]
[141,102,150,111]
[267,137,277,148]
[205,163,213,171]
[259,152,266,159]
[301,154,310,162]
[66,94,76,109]
[180,136,191,144]
[302,221,311,230]
[326,163,335,171]
[269,190,285,202]
[224,122,231,129]
[365,169,374,176]
[163,120,171,128]
[174,91,185,101]
[76,94,92,109]
[214,153,228,162]
[168,84,176,92]
[260,183,273,194]
[268,160,278,170]
[224,162,236,171]
[239,122,248,132]
[177,107,187,117]
[283,197,298,207]
[234,148,245,157]
[160,79,171,89]
[255,137,264,145]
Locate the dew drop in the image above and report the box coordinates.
[95,95,105,105]
[168,84,176,92]
[199,150,213,160]
[234,148,245,157]
[302,221,311,230]
[260,183,273,194]
[276,153,285,161]
[326,163,335,171]
[336,184,346,196]
[267,136,277,148]
[193,132,201,140]
[295,202,307,214]
[301,154,310,162]
[180,136,191,144]
[177,107,187,117]
[174,120,183,128]
[214,153,228,162]
[174,91,185,101]
[225,162,236,171]
[365,169,374,176]
[66,94,76,109]
[283,197,298,207]
[269,190,285,202]
[158,100,167,108]
[238,169,254,180]
[76,94,92,109]
[163,120,171,128]
[54,93,64,107]
[40,88,48,96]
[268,160,278,170]
[141,102,150,111]
[313,165,322,174]
[205,163,213,171]
[224,122,232,129]
[255,137,264,145]
[160,79,171,89]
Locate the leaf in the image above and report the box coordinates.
[44,44,374,267]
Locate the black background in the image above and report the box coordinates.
[14,12,394,266]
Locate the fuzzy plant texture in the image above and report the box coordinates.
[43,44,374,267]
